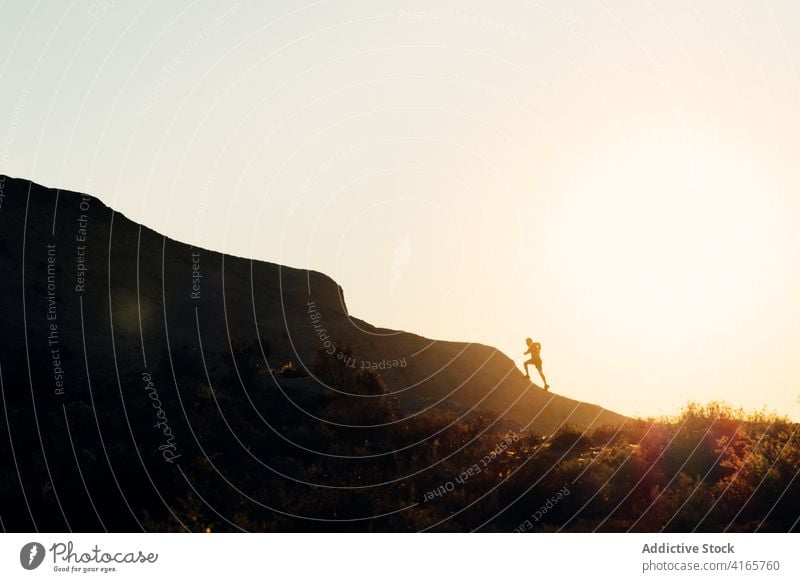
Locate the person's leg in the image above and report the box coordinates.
[536,363,549,389]
[523,359,532,378]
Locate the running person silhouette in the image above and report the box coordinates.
[523,337,549,390]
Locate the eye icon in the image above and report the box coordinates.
[20,542,46,570]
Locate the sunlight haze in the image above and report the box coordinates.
[2,0,799,420]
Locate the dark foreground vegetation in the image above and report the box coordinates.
[2,344,798,533]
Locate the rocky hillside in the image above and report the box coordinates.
[0,174,623,432]
[0,175,625,531]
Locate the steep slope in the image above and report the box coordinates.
[0,174,623,433]
[0,175,626,531]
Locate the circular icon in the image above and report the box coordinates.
[20,542,46,570]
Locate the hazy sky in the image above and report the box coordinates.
[2,0,799,420]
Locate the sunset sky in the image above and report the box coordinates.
[2,0,799,420]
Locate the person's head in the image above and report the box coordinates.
[526,337,533,346]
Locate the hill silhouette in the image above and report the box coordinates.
[0,174,623,432]
[4,176,795,532]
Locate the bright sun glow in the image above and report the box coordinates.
[546,131,785,349]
